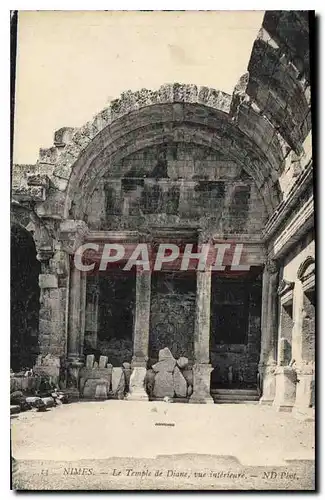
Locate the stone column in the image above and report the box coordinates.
[293,267,315,418]
[128,269,151,401]
[58,220,89,393]
[79,272,87,358]
[190,268,214,404]
[35,239,69,384]
[67,264,82,361]
[273,280,297,412]
[259,259,279,405]
[66,263,84,395]
[85,276,99,349]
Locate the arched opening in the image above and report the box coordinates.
[11,223,41,371]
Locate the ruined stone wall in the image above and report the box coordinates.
[149,273,196,364]
[85,142,267,236]
[245,11,311,200]
[302,291,315,363]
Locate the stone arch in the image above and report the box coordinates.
[46,84,284,220]
[71,128,278,221]
[297,256,315,284]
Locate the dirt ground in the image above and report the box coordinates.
[11,400,315,490]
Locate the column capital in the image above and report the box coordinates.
[58,219,89,254]
[49,242,70,278]
[197,228,213,245]
[265,258,279,275]
[29,215,56,263]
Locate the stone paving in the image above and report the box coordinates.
[11,400,315,490]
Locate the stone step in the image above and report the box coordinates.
[214,400,259,404]
[211,389,258,396]
[212,393,259,400]
[211,389,260,404]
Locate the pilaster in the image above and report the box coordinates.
[128,269,151,401]
[259,259,279,405]
[190,268,214,404]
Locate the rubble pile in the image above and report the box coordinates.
[10,368,69,415]
[79,356,131,399]
[146,348,193,400]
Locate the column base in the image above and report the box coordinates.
[293,366,315,420]
[67,358,84,393]
[127,365,149,401]
[189,363,214,404]
[292,407,315,421]
[273,366,297,412]
[259,363,276,405]
[259,399,273,406]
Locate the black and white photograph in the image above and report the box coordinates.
[10,9,315,491]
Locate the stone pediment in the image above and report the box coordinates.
[297,256,315,292]
[297,256,315,281]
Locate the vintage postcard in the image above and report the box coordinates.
[10,10,315,491]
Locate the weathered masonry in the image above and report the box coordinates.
[11,12,314,416]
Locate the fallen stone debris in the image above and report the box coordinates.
[10,368,70,415]
[78,348,191,402]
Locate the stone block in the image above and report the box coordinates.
[127,367,148,401]
[123,367,132,391]
[259,365,276,405]
[39,319,53,336]
[37,353,60,369]
[41,397,55,408]
[153,371,174,398]
[26,396,43,408]
[83,379,100,399]
[145,368,155,397]
[10,405,20,415]
[189,364,214,404]
[111,367,125,397]
[152,359,176,373]
[86,355,95,369]
[177,357,189,369]
[158,347,174,361]
[39,274,58,290]
[273,366,297,412]
[95,380,108,399]
[79,366,113,379]
[10,391,24,405]
[34,354,61,381]
[294,370,314,413]
[173,366,187,397]
[99,356,108,368]
[182,369,193,387]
